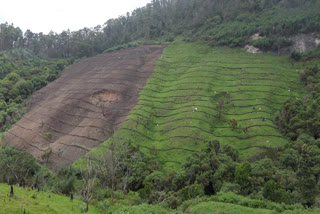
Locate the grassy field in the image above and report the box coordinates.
[0,183,180,214]
[82,40,304,170]
[0,183,99,214]
[179,192,320,214]
[2,183,319,214]
[185,201,277,214]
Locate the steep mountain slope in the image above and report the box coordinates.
[4,45,165,169]
[85,40,304,169]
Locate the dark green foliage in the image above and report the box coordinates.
[298,47,320,61]
[250,37,292,51]
[128,154,155,191]
[295,140,320,206]
[134,141,240,205]
[228,118,238,129]
[1,0,320,58]
[290,51,302,61]
[250,158,275,190]
[277,65,320,140]
[275,58,320,206]
[279,149,300,171]
[262,180,288,203]
[178,183,204,201]
[56,167,78,195]
[32,167,55,192]
[0,50,71,131]
[251,38,275,51]
[235,162,251,195]
[0,147,40,186]
[182,141,238,195]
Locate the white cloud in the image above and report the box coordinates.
[0,0,151,33]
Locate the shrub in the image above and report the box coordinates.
[251,37,274,51]
[99,200,111,214]
[263,180,289,204]
[166,34,175,42]
[0,147,41,186]
[228,118,238,129]
[220,182,241,194]
[178,183,205,201]
[235,162,251,194]
[30,192,38,199]
[44,132,52,141]
[290,51,302,61]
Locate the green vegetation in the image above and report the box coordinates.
[185,201,274,214]
[0,147,41,187]
[1,0,320,213]
[1,39,319,214]
[70,41,319,211]
[87,40,304,166]
[2,181,319,214]
[0,50,73,131]
[183,201,320,214]
[0,183,99,214]
[1,1,320,58]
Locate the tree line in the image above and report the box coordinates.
[1,0,320,59]
[1,135,320,212]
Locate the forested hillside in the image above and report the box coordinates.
[0,50,72,132]
[1,0,320,213]
[1,0,320,58]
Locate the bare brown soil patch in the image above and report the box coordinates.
[90,90,121,106]
[4,45,165,169]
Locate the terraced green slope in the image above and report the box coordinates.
[85,41,304,169]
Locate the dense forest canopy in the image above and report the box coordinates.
[0,49,72,131]
[1,0,320,58]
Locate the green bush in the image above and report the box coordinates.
[290,51,302,61]
[262,180,289,204]
[220,182,241,194]
[44,132,52,141]
[99,200,111,213]
[0,146,41,186]
[166,34,175,42]
[250,37,275,51]
[178,184,205,201]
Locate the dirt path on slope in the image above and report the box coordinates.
[5,45,165,169]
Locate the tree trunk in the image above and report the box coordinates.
[85,202,89,212]
[10,185,14,197]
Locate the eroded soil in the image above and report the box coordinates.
[5,45,165,169]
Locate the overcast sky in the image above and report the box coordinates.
[0,0,151,34]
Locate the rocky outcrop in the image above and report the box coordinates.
[246,33,320,54]
[291,33,320,53]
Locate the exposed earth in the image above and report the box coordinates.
[4,45,165,169]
